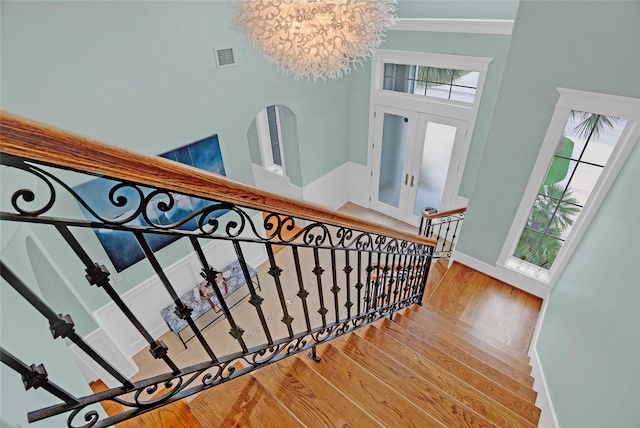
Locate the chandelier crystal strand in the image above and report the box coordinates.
[233,0,398,81]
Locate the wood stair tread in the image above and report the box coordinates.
[403,307,534,382]
[343,331,538,428]
[304,343,446,427]
[357,326,540,423]
[189,374,302,428]
[422,302,531,365]
[357,325,541,425]
[254,356,384,427]
[392,313,537,398]
[333,334,501,428]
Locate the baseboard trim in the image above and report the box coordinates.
[530,346,560,428]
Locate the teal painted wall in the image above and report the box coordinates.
[346,31,512,198]
[0,1,351,188]
[453,1,640,426]
[0,0,352,310]
[537,141,640,427]
[457,0,640,263]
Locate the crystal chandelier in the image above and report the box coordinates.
[233,0,397,81]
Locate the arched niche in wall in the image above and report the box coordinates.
[247,104,302,196]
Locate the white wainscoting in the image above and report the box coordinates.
[68,328,138,388]
[93,213,268,358]
[347,162,371,208]
[301,162,350,210]
[251,163,292,197]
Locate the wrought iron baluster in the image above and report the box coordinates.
[364,251,373,312]
[0,260,135,388]
[312,248,328,328]
[265,243,294,338]
[189,237,247,353]
[291,247,312,333]
[386,252,398,320]
[442,221,451,252]
[355,251,363,316]
[386,253,397,307]
[329,249,340,324]
[343,250,353,319]
[371,252,383,310]
[402,253,417,301]
[0,347,79,406]
[392,254,404,305]
[409,252,424,297]
[133,232,217,364]
[55,225,179,375]
[232,241,273,345]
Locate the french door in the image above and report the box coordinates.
[370,105,468,226]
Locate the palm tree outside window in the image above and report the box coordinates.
[514,111,627,269]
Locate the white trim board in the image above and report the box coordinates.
[301,162,350,210]
[392,18,514,35]
[528,298,560,428]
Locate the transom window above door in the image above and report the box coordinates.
[383,63,480,104]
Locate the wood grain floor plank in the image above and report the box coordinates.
[340,331,535,428]
[373,321,541,417]
[303,344,445,427]
[422,302,531,364]
[402,308,534,381]
[335,334,499,428]
[426,262,542,356]
[189,374,303,428]
[390,314,537,400]
[356,326,540,426]
[255,356,384,428]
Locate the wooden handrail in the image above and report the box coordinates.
[422,206,467,220]
[0,111,435,246]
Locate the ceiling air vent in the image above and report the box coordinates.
[215,48,236,69]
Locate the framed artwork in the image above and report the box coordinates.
[74,135,226,272]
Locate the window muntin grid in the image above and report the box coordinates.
[513,111,628,269]
[383,63,479,103]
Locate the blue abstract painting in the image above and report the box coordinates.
[74,135,226,272]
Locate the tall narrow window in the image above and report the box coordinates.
[499,88,639,284]
[514,112,627,269]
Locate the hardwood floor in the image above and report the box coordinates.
[426,261,543,356]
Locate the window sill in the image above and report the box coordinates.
[501,257,551,284]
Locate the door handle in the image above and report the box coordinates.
[410,175,415,187]
[404,173,408,185]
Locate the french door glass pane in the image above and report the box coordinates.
[412,122,457,215]
[378,113,408,208]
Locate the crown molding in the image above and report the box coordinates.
[392,18,514,35]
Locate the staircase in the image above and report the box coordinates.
[106,305,540,427]
[185,304,540,428]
